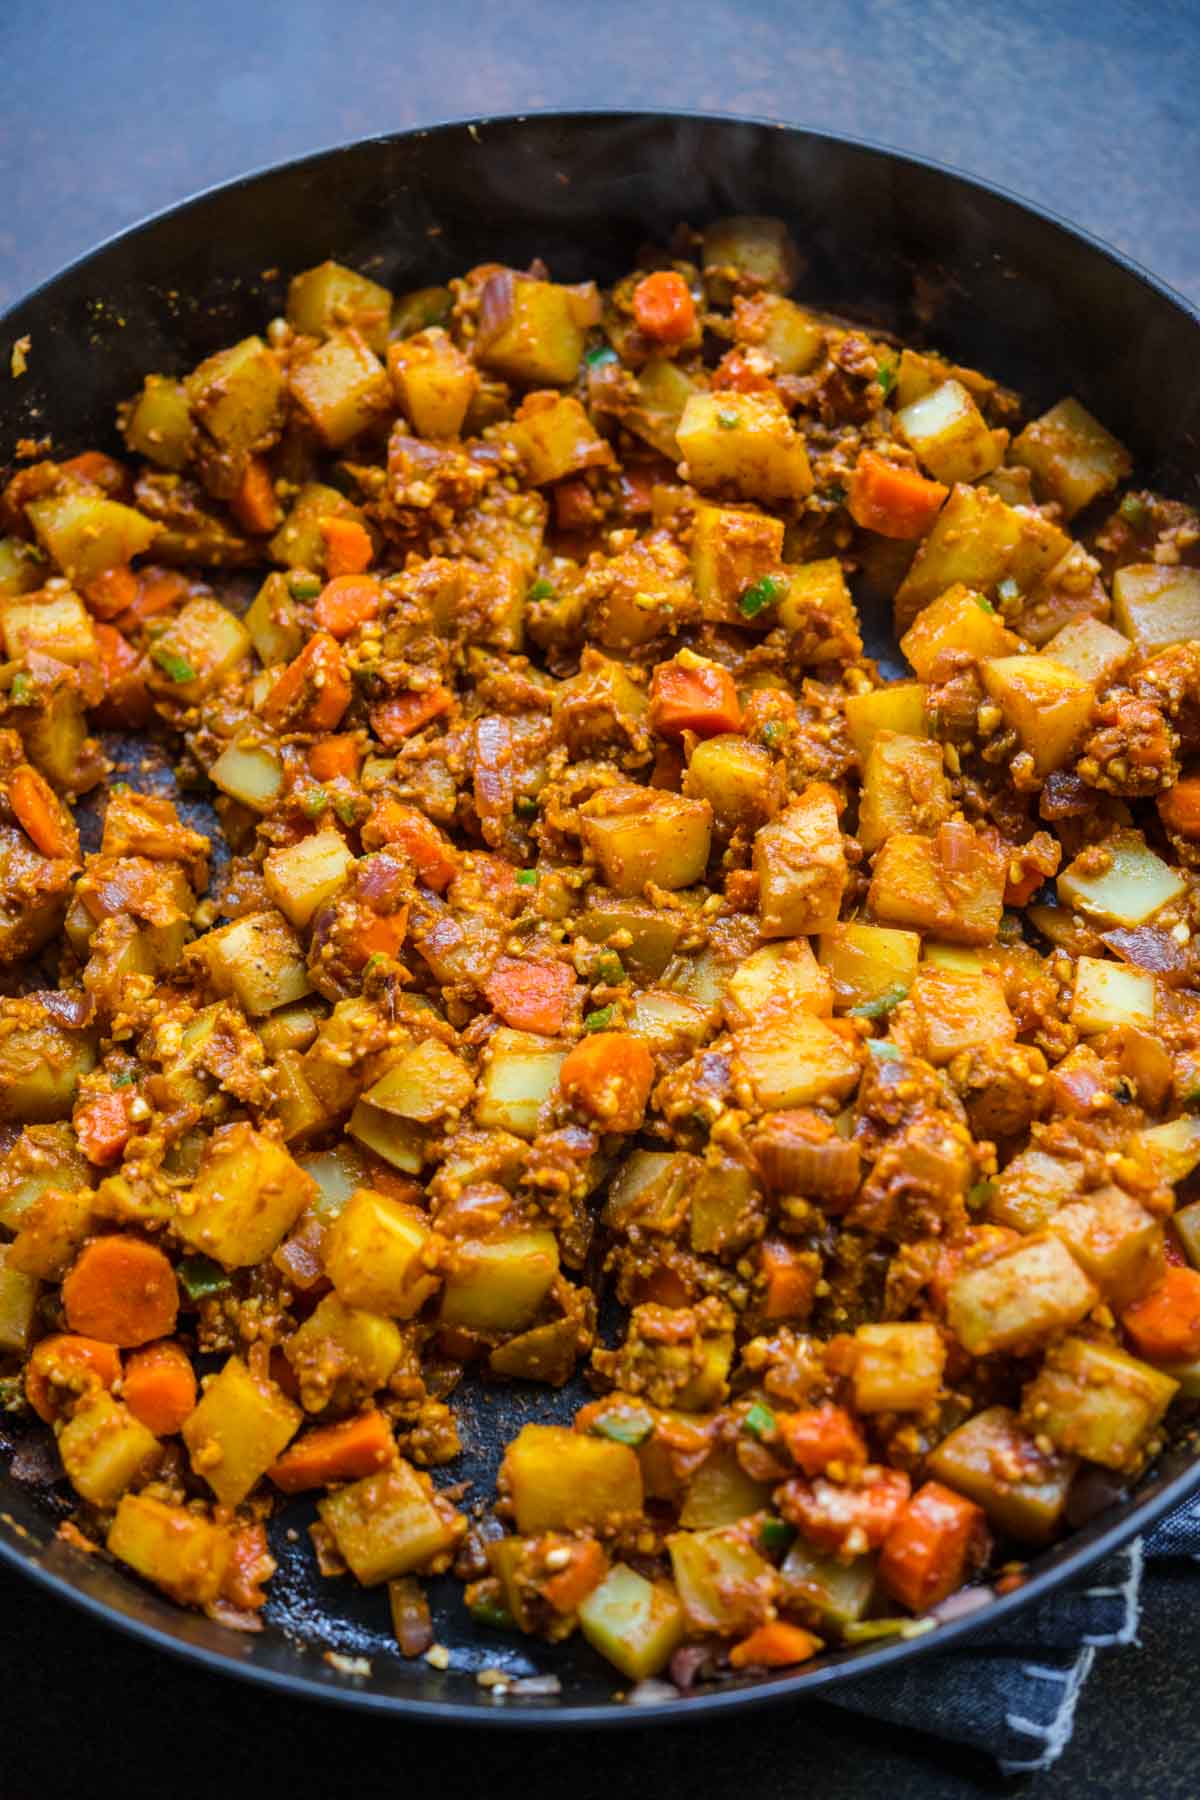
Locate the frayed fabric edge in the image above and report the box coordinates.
[1000,1647,1096,1775]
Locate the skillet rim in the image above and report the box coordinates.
[1,104,1198,1726]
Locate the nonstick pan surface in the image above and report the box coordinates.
[2,108,1199,1724]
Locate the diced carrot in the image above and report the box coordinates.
[543,1537,608,1614]
[314,573,383,638]
[263,632,351,733]
[82,564,139,618]
[781,1404,867,1478]
[1122,1265,1200,1362]
[229,456,281,536]
[483,956,576,1035]
[93,622,153,728]
[370,686,453,745]
[878,1480,991,1613]
[122,1339,198,1435]
[74,1089,134,1167]
[729,1621,822,1670]
[9,763,79,861]
[223,1522,276,1611]
[61,1236,179,1347]
[60,451,129,498]
[268,1409,396,1494]
[24,1333,122,1423]
[649,655,742,739]
[711,347,775,395]
[1158,777,1200,841]
[632,271,697,347]
[348,905,410,967]
[115,565,190,629]
[362,798,458,890]
[847,450,949,539]
[760,1238,817,1322]
[319,515,375,579]
[780,1467,911,1555]
[559,1031,654,1133]
[309,734,362,782]
[554,476,599,532]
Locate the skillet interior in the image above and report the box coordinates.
[1,108,1199,1723]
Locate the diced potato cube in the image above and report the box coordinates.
[1043,616,1132,687]
[186,335,285,457]
[581,785,712,895]
[285,1293,403,1408]
[318,1459,461,1584]
[324,1188,441,1318]
[578,1564,686,1680]
[288,329,391,447]
[0,590,97,665]
[677,391,813,503]
[702,215,800,297]
[365,1039,474,1123]
[0,1124,91,1234]
[858,732,950,852]
[894,483,1071,628]
[0,536,43,600]
[505,391,611,485]
[754,784,846,937]
[868,823,1006,945]
[896,346,995,411]
[780,1541,876,1630]
[737,292,825,374]
[1021,1337,1177,1471]
[245,572,303,666]
[988,1147,1084,1235]
[182,1354,300,1506]
[209,741,283,812]
[501,1424,643,1534]
[198,910,313,1015]
[844,681,930,762]
[685,735,780,830]
[900,583,1019,681]
[853,1321,946,1412]
[688,1160,764,1256]
[667,1527,775,1634]
[777,558,863,664]
[440,1230,559,1333]
[1112,564,1200,654]
[896,380,1004,484]
[26,487,160,583]
[724,939,832,1026]
[946,1235,1098,1355]
[273,1050,329,1143]
[1070,956,1155,1035]
[475,271,586,385]
[626,988,711,1052]
[475,1028,566,1138]
[905,966,1015,1065]
[926,1407,1075,1543]
[0,998,97,1122]
[388,328,478,438]
[178,1123,317,1267]
[690,502,784,624]
[1058,831,1185,927]
[345,1100,427,1173]
[8,1182,94,1279]
[149,595,251,699]
[1134,1117,1200,1185]
[123,375,195,470]
[108,1493,231,1605]
[818,922,920,1016]
[58,1393,160,1506]
[1012,398,1131,518]
[287,260,392,353]
[732,1011,861,1110]
[1048,1184,1164,1310]
[981,654,1094,777]
[602,1149,700,1233]
[0,1242,39,1351]
[296,1143,367,1218]
[263,829,356,930]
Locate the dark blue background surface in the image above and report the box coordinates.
[1,1,1198,1793]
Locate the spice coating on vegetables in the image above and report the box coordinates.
[1,214,1199,1684]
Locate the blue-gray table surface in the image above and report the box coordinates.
[1,1,1198,1793]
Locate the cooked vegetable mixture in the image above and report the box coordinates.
[3,215,1200,1686]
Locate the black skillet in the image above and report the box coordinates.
[1,109,1199,1726]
